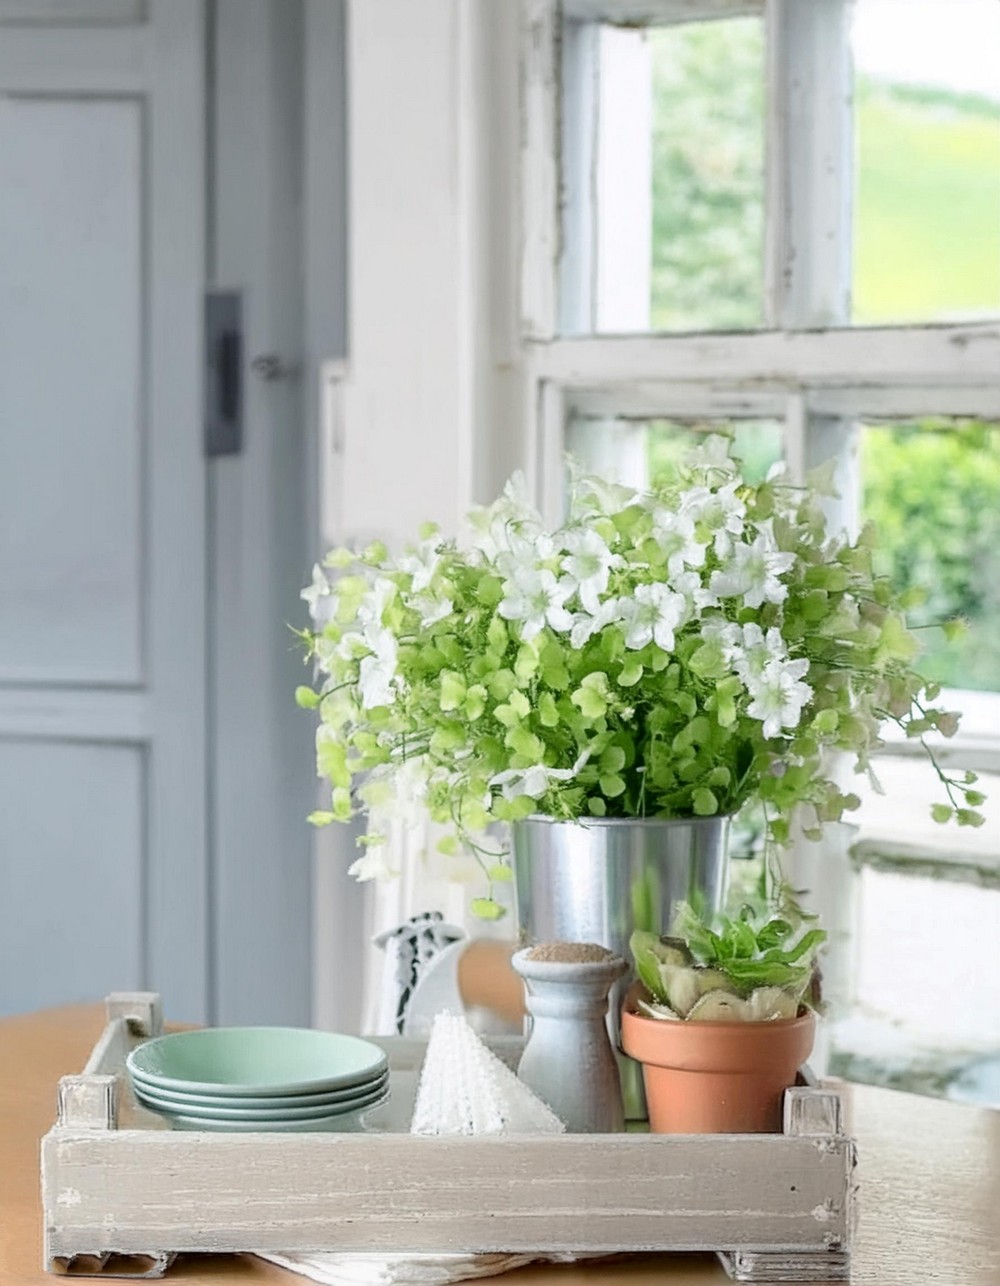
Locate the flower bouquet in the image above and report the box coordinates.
[297,437,982,917]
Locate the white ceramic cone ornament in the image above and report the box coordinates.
[410,1011,564,1136]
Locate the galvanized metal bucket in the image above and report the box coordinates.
[511,814,731,1118]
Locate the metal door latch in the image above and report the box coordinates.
[204,291,243,457]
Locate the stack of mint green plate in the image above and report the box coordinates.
[126,1027,389,1132]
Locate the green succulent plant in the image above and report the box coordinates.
[630,897,826,1023]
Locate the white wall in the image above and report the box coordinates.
[324,0,523,552]
[313,0,526,1030]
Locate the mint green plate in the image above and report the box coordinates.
[126,1027,387,1097]
[128,1065,389,1110]
[134,1079,389,1121]
[159,1093,390,1132]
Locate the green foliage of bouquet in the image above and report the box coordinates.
[297,437,982,913]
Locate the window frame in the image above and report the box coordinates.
[519,0,1000,609]
[517,0,1000,1015]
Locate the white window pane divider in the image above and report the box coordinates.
[528,325,1000,397]
[520,0,561,341]
[764,0,852,331]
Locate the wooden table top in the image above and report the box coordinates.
[2,1005,998,1286]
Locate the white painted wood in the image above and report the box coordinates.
[339,0,481,543]
[764,0,852,329]
[529,324,1000,388]
[312,1,528,1032]
[0,742,144,1013]
[533,379,568,527]
[317,359,348,549]
[0,2,209,1020]
[809,385,1000,419]
[761,0,861,1000]
[0,0,142,20]
[82,1018,131,1078]
[470,0,527,502]
[49,1252,177,1279]
[43,1130,853,1256]
[57,1076,118,1131]
[721,1249,850,1282]
[0,688,148,742]
[304,0,348,554]
[594,26,653,333]
[0,95,143,686]
[559,18,600,336]
[106,992,163,1039]
[209,0,314,1028]
[851,841,1000,890]
[0,26,146,91]
[143,0,209,1022]
[520,0,561,341]
[784,1087,844,1137]
[782,390,807,484]
[42,1010,854,1269]
[568,384,787,419]
[551,381,1000,424]
[564,0,763,22]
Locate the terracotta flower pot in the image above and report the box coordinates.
[620,999,816,1134]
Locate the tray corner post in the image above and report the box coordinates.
[783,1085,844,1137]
[56,1074,119,1130]
[106,992,163,1039]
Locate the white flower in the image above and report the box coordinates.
[358,631,398,708]
[348,846,400,882]
[357,577,396,631]
[747,657,813,739]
[619,583,687,652]
[498,567,574,641]
[560,528,620,613]
[301,564,332,620]
[495,530,555,581]
[489,751,590,801]
[650,509,706,580]
[569,474,638,518]
[728,623,788,685]
[412,594,453,628]
[681,481,746,557]
[672,569,719,614]
[398,539,441,593]
[569,596,623,649]
[468,472,543,562]
[687,433,740,472]
[334,630,366,661]
[709,526,796,609]
[702,617,741,651]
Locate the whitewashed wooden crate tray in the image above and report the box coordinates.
[41,994,856,1283]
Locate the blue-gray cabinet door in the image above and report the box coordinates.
[0,1,210,1020]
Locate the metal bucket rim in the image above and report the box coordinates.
[512,814,733,830]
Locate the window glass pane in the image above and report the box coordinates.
[564,418,782,487]
[649,19,765,332]
[861,419,1000,691]
[647,419,780,484]
[560,18,765,336]
[852,0,1000,324]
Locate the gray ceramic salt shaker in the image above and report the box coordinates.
[512,945,628,1133]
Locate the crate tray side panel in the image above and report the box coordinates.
[43,1130,852,1259]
